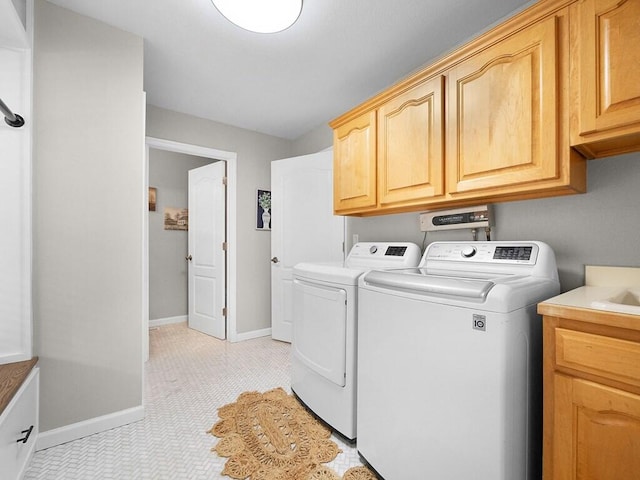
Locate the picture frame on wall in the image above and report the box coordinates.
[148,187,157,211]
[256,189,271,230]
[164,207,189,231]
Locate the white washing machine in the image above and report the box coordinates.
[291,242,421,440]
[357,241,560,480]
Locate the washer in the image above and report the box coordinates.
[357,241,560,480]
[291,242,421,440]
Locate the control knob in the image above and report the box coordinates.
[461,246,477,258]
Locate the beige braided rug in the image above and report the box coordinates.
[209,388,376,480]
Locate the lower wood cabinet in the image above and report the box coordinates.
[539,305,640,480]
[552,374,640,479]
[0,366,39,480]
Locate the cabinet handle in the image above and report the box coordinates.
[16,425,34,444]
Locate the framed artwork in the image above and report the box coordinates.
[148,187,157,211]
[256,189,271,230]
[164,207,189,231]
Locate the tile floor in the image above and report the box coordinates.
[24,323,364,479]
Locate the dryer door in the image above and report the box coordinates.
[293,278,347,387]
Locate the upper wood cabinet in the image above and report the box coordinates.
[447,16,571,198]
[377,76,445,210]
[330,0,588,216]
[332,76,445,215]
[333,110,377,213]
[571,0,640,158]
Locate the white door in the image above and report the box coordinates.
[271,150,344,342]
[187,161,226,339]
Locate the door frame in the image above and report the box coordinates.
[143,137,238,360]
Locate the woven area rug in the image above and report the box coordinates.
[209,388,376,480]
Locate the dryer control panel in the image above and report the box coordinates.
[346,242,421,269]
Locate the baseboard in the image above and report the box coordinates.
[149,315,187,328]
[233,327,272,342]
[36,405,145,451]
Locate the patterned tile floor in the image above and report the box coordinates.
[24,323,364,479]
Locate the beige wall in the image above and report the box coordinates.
[291,122,332,157]
[146,105,292,334]
[33,0,144,431]
[148,150,212,321]
[338,154,640,291]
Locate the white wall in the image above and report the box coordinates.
[148,149,212,321]
[33,0,144,434]
[146,105,292,334]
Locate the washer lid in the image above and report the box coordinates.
[363,270,496,299]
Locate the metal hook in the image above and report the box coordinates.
[0,96,25,128]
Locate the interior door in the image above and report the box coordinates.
[271,149,345,342]
[187,161,226,339]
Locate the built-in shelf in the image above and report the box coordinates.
[0,357,38,417]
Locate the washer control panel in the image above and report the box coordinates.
[425,242,539,265]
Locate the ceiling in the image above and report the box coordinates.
[45,0,533,140]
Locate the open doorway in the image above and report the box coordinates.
[143,137,238,361]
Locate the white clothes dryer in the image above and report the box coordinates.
[291,242,421,440]
[357,241,560,480]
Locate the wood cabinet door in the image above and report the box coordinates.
[552,375,640,480]
[377,76,444,208]
[447,15,560,196]
[333,110,377,213]
[572,0,640,154]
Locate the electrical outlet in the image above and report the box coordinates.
[352,234,359,245]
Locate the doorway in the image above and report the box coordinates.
[143,137,238,361]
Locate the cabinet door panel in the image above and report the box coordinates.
[577,0,640,136]
[333,111,376,213]
[554,375,640,480]
[0,368,38,480]
[377,76,444,207]
[447,16,559,194]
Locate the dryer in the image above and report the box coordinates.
[291,242,421,440]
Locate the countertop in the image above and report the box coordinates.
[0,357,38,417]
[539,285,640,332]
[540,285,636,310]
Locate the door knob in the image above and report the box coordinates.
[186,255,192,261]
[271,257,279,264]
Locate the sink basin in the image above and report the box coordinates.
[591,288,640,315]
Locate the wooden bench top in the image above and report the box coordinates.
[0,357,38,417]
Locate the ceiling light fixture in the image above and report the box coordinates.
[211,0,302,34]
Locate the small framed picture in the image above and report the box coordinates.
[256,189,271,230]
[164,207,189,231]
[148,187,157,211]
